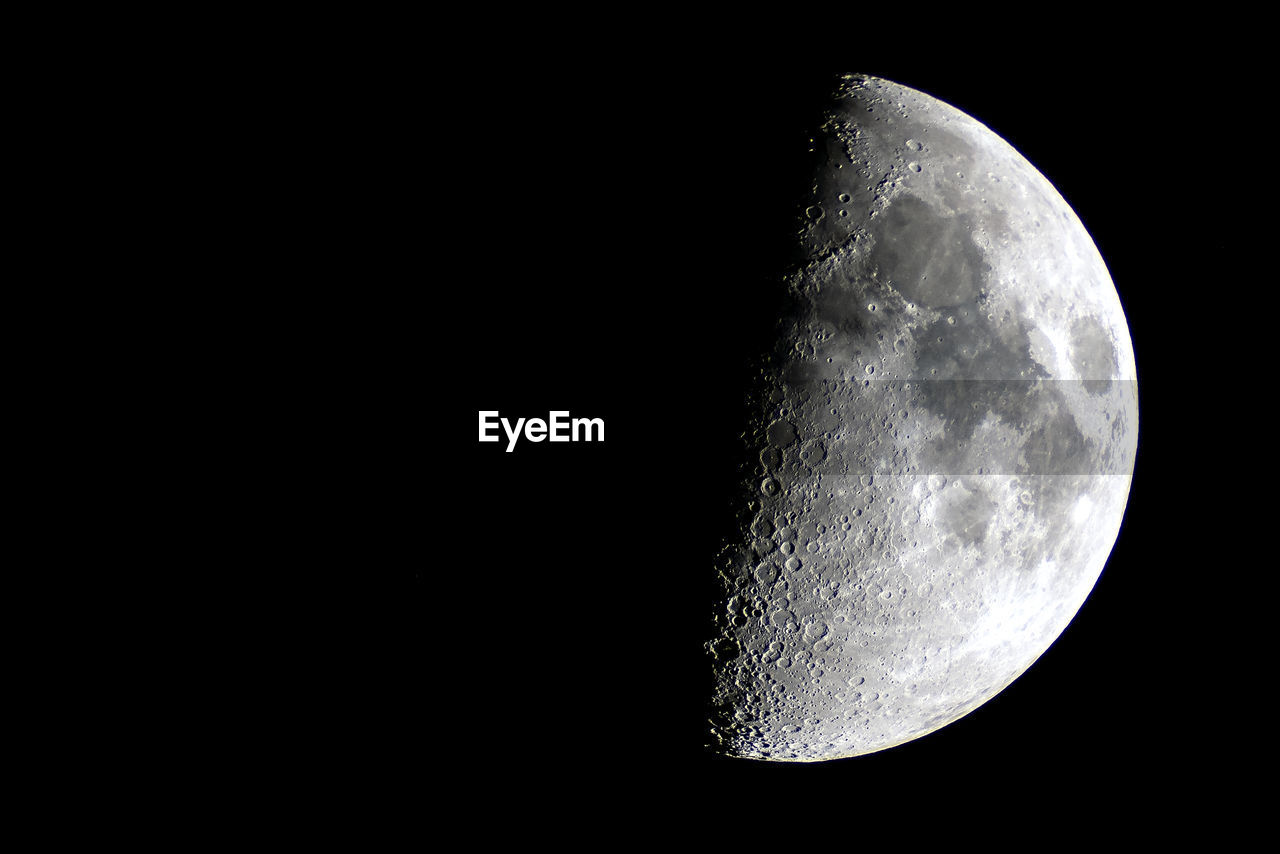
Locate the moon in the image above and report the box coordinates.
[707,74,1137,761]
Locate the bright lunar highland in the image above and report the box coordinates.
[707,74,1137,761]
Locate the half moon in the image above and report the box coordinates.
[707,74,1137,761]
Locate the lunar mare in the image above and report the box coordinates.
[707,75,1137,761]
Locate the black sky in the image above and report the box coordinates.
[403,49,1246,819]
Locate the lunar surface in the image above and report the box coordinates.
[707,75,1137,761]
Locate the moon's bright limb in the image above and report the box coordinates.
[707,74,1137,761]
